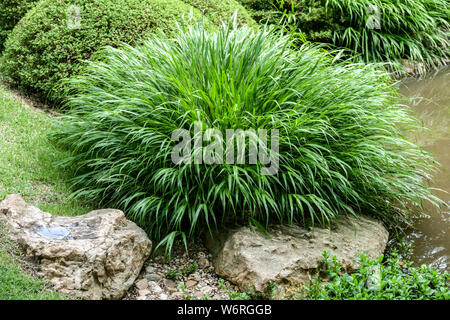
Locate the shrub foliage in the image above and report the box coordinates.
[182,0,256,26]
[52,21,440,251]
[0,0,39,51]
[0,0,214,104]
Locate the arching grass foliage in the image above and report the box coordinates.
[238,0,449,75]
[51,20,442,253]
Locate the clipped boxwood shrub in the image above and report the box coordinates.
[182,0,256,26]
[52,21,441,252]
[0,0,214,104]
[0,0,39,52]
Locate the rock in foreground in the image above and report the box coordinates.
[206,215,388,299]
[0,194,152,299]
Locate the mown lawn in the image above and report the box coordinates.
[0,85,91,215]
[0,224,63,300]
[0,85,90,299]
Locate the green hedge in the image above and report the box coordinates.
[0,0,214,104]
[183,0,256,26]
[0,0,40,51]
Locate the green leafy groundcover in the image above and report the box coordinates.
[238,0,450,74]
[52,20,441,253]
[305,251,450,300]
[0,0,216,105]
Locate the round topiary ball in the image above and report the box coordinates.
[183,0,256,26]
[0,0,215,104]
[0,0,40,51]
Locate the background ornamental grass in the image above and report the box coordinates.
[238,0,450,75]
[51,21,442,252]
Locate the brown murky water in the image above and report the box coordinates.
[398,67,450,272]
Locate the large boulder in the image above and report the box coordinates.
[206,215,389,299]
[0,194,152,300]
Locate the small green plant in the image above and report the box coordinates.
[166,269,181,281]
[166,262,198,280]
[304,251,450,300]
[227,290,251,300]
[218,279,251,300]
[182,262,199,277]
[177,282,193,299]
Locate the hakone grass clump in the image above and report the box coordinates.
[0,0,217,105]
[238,0,450,75]
[51,20,442,253]
[0,0,40,52]
[304,251,450,300]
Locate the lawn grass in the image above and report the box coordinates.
[0,84,91,299]
[0,224,63,300]
[0,85,92,216]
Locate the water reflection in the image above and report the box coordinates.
[398,67,449,272]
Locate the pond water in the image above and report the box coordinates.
[398,67,449,272]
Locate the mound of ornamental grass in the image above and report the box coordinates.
[51,20,441,253]
[238,0,450,75]
[0,0,39,52]
[0,0,216,105]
